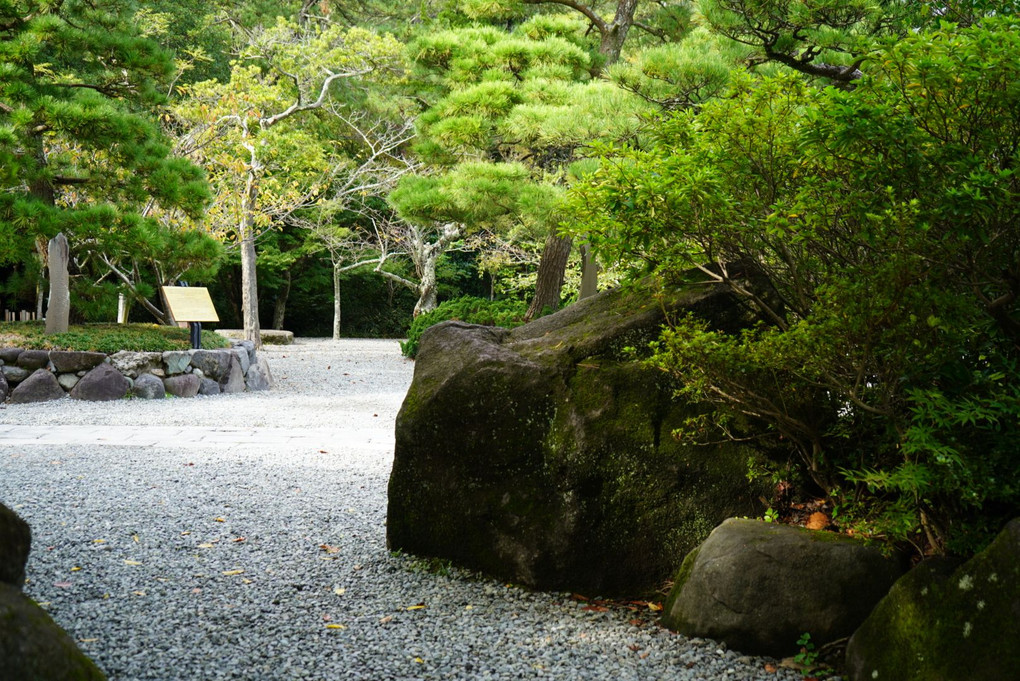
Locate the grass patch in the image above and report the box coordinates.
[0,321,231,353]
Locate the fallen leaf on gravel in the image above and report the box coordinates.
[326,624,346,630]
[192,588,201,594]
[132,534,139,543]
[413,658,424,664]
[242,579,253,584]
[764,663,778,673]
[222,569,244,576]
[93,539,106,544]
[379,616,393,624]
[406,603,426,610]
[79,638,98,643]
[70,566,81,572]
[123,560,142,566]
[639,652,650,659]
[319,544,341,554]
[582,605,609,612]
[132,591,146,596]
[232,537,246,543]
[333,587,346,595]
[319,450,328,454]
[647,602,663,612]
[628,644,642,652]
[180,531,190,536]
[198,543,215,549]
[214,517,226,523]
[629,619,644,627]
[54,582,72,588]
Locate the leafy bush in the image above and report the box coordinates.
[0,322,230,353]
[569,20,1020,556]
[400,296,528,358]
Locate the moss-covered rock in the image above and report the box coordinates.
[0,583,106,680]
[387,281,769,595]
[661,518,908,657]
[0,503,31,588]
[845,518,1020,681]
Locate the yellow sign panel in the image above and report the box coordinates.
[162,287,219,323]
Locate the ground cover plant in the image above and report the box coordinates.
[0,321,230,354]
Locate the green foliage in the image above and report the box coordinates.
[568,19,1020,555]
[400,296,527,357]
[0,321,229,353]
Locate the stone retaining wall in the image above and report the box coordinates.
[0,341,272,404]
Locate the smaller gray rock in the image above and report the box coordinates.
[70,364,130,401]
[56,373,79,391]
[245,357,273,391]
[219,355,246,394]
[132,373,165,400]
[198,378,220,395]
[231,346,250,374]
[0,348,22,363]
[0,503,30,589]
[49,351,106,373]
[237,340,256,366]
[162,351,193,375]
[1,365,30,385]
[192,368,204,379]
[15,349,49,370]
[190,350,231,381]
[163,374,201,398]
[662,517,908,657]
[0,371,8,402]
[9,369,64,404]
[108,351,162,378]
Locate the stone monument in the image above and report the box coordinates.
[44,232,70,334]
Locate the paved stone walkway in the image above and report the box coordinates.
[0,424,393,449]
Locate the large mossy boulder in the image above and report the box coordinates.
[845,518,1020,681]
[387,281,769,595]
[661,518,908,657]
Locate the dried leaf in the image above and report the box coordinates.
[764,663,778,673]
[53,582,72,588]
[319,544,341,554]
[214,517,226,523]
[123,560,142,566]
[222,569,244,576]
[132,534,139,542]
[79,638,98,643]
[92,539,106,544]
[70,566,81,572]
[806,512,829,530]
[378,615,393,624]
[232,537,246,543]
[334,587,346,595]
[325,624,346,630]
[132,590,146,596]
[198,543,215,549]
[647,602,663,612]
[582,605,609,612]
[413,657,424,664]
[406,603,426,610]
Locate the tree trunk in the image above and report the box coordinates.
[332,263,342,340]
[599,0,639,65]
[414,248,440,317]
[240,158,262,348]
[240,235,261,348]
[273,269,291,330]
[579,242,599,299]
[526,233,572,320]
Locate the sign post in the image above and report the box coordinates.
[161,287,219,350]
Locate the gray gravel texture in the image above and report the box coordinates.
[0,338,803,681]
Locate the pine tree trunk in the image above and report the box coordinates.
[332,264,342,340]
[273,269,291,330]
[526,233,572,320]
[240,236,261,349]
[599,0,638,65]
[414,249,440,317]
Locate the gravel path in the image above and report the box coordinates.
[0,338,801,681]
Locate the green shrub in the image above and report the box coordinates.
[0,322,230,353]
[400,296,528,358]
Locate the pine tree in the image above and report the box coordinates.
[0,0,211,316]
